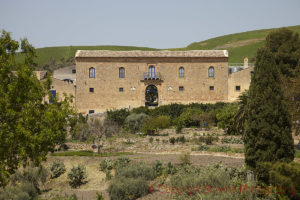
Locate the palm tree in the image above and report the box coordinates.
[234,90,248,135]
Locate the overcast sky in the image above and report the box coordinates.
[0,0,299,49]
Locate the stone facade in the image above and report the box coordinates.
[75,50,248,114]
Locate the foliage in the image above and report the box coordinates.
[49,160,66,178]
[67,165,87,188]
[192,145,209,151]
[124,113,149,133]
[108,176,148,200]
[234,91,249,134]
[10,165,49,193]
[221,137,243,144]
[179,153,191,166]
[256,162,300,200]
[216,104,239,135]
[108,162,156,200]
[0,30,74,186]
[142,115,171,134]
[198,136,219,145]
[99,158,114,172]
[152,160,164,177]
[244,47,294,170]
[149,137,153,143]
[169,137,176,145]
[175,108,204,132]
[113,157,131,169]
[0,182,38,200]
[51,150,133,157]
[95,192,105,200]
[106,108,130,127]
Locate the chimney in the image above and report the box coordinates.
[244,57,248,69]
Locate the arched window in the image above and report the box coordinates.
[119,67,125,78]
[149,65,155,78]
[179,67,184,78]
[89,67,95,78]
[208,67,214,77]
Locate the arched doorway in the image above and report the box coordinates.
[145,85,158,106]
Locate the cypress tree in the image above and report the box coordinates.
[244,47,294,169]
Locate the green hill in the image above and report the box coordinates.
[17,25,300,67]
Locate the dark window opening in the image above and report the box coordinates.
[236,86,241,91]
[89,110,94,114]
[179,86,184,91]
[179,67,184,78]
[210,86,214,91]
[89,67,95,78]
[119,67,125,78]
[119,87,124,92]
[208,67,214,77]
[89,88,94,92]
[72,69,76,74]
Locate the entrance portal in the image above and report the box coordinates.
[145,85,158,106]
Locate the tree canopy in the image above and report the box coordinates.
[0,30,73,186]
[244,47,294,169]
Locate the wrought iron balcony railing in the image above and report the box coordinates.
[142,72,161,80]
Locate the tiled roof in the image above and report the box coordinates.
[75,50,228,58]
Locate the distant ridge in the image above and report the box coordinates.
[15,25,300,67]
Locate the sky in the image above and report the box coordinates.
[0,0,300,49]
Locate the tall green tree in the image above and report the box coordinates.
[244,47,294,170]
[0,30,73,186]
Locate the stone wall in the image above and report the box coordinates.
[76,57,229,113]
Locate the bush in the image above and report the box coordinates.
[152,160,164,177]
[113,157,131,169]
[256,162,300,200]
[11,165,49,193]
[50,160,66,178]
[216,104,239,135]
[221,136,243,144]
[194,145,209,151]
[169,137,176,145]
[149,137,153,143]
[143,115,171,134]
[115,162,156,180]
[108,177,148,200]
[99,158,114,172]
[67,165,87,188]
[179,153,191,166]
[177,135,186,143]
[124,113,149,133]
[0,182,38,200]
[107,108,130,127]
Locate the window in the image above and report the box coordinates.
[119,67,125,78]
[89,110,94,114]
[72,69,76,74]
[236,86,241,91]
[208,67,214,77]
[89,88,94,92]
[119,87,124,92]
[179,86,184,91]
[89,67,95,78]
[149,65,155,78]
[179,67,184,78]
[209,86,214,91]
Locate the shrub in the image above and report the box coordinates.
[152,160,164,177]
[11,165,49,193]
[156,138,160,143]
[169,137,176,145]
[124,113,149,133]
[113,157,131,169]
[95,192,105,200]
[195,145,209,151]
[143,115,171,134]
[256,162,300,200]
[179,153,191,166]
[108,177,148,200]
[221,137,243,144]
[0,182,38,200]
[106,108,130,127]
[106,170,112,180]
[99,158,114,172]
[205,135,213,145]
[216,104,239,135]
[67,165,87,188]
[209,146,231,152]
[115,162,156,180]
[149,137,153,143]
[50,160,66,178]
[177,135,186,143]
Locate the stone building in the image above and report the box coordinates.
[74,50,253,114]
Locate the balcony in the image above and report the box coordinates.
[142,72,162,81]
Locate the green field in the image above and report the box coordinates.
[17,25,300,66]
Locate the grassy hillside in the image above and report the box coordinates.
[17,25,300,67]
